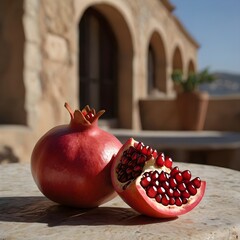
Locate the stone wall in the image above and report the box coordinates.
[0,0,198,163]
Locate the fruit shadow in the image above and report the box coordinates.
[0,196,177,227]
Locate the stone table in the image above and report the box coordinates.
[0,163,239,239]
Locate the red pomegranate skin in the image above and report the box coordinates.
[31,104,122,208]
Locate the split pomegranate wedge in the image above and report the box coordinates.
[111,138,206,218]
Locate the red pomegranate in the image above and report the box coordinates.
[111,138,206,218]
[31,103,122,208]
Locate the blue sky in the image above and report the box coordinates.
[170,0,240,74]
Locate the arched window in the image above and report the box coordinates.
[79,8,118,119]
[147,45,156,94]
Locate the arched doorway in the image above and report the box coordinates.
[0,0,26,125]
[172,46,183,72]
[147,31,167,94]
[188,60,195,75]
[79,8,118,119]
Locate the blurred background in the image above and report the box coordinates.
[0,0,239,169]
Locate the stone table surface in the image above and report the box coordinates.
[0,163,239,240]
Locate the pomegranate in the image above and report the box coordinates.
[111,138,206,218]
[31,103,122,208]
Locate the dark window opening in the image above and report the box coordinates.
[147,45,156,94]
[79,8,118,119]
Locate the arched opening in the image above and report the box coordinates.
[172,46,183,72]
[79,8,118,119]
[79,4,133,128]
[0,0,26,125]
[147,31,167,94]
[188,60,195,75]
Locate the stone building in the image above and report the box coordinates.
[0,0,199,162]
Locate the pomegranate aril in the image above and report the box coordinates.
[140,176,151,188]
[132,152,139,160]
[121,156,129,165]
[137,155,147,164]
[187,184,197,196]
[161,194,170,206]
[169,177,177,188]
[156,153,165,167]
[167,188,174,197]
[146,146,153,156]
[173,189,181,197]
[170,166,180,177]
[159,171,167,182]
[141,146,148,155]
[126,167,133,174]
[169,197,175,205]
[181,190,190,198]
[178,182,186,192]
[152,149,158,158]
[157,186,166,194]
[165,157,173,168]
[151,179,160,187]
[133,165,142,172]
[182,198,188,204]
[128,160,136,167]
[191,177,202,188]
[127,146,135,155]
[175,172,183,183]
[182,170,191,181]
[155,194,162,203]
[147,186,157,198]
[175,197,183,206]
[151,170,159,180]
[161,181,170,190]
[135,142,144,151]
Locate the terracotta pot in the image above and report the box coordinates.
[176,91,209,131]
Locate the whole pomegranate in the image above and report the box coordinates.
[111,138,206,218]
[31,103,122,208]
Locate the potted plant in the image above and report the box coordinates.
[171,68,215,131]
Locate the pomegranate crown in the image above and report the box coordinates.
[64,102,105,126]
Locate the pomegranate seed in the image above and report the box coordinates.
[173,189,181,197]
[151,179,160,187]
[178,182,186,192]
[151,170,159,180]
[126,167,133,174]
[127,146,135,155]
[152,149,158,158]
[157,186,166,194]
[169,197,175,205]
[121,156,129,165]
[167,188,174,197]
[169,177,177,188]
[165,157,173,168]
[155,194,162,203]
[182,170,191,181]
[162,181,170,190]
[133,165,142,172]
[137,155,147,164]
[132,152,139,160]
[161,194,170,206]
[187,184,197,196]
[143,172,150,177]
[146,186,157,198]
[135,142,144,151]
[141,146,148,155]
[140,176,151,188]
[175,197,183,206]
[191,177,201,188]
[182,198,188,204]
[159,171,167,182]
[175,172,183,183]
[181,190,190,198]
[156,153,165,167]
[170,166,180,177]
[146,146,153,156]
[128,160,136,167]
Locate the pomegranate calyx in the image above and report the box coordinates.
[64,102,105,126]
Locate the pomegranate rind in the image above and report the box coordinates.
[111,138,206,218]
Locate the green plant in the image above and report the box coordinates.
[171,68,215,92]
